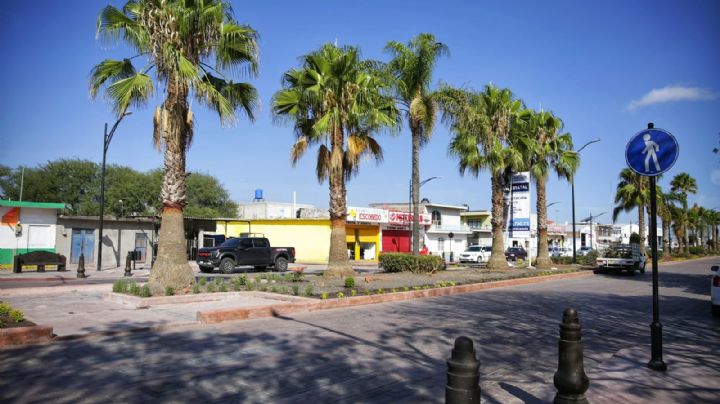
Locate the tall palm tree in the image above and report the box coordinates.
[656,187,677,258]
[272,44,398,277]
[612,168,649,255]
[436,85,527,269]
[525,111,578,269]
[90,0,259,292]
[670,172,697,254]
[385,34,448,255]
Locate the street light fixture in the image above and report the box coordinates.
[410,176,442,254]
[581,211,606,250]
[571,138,601,264]
[97,112,131,271]
[547,201,561,208]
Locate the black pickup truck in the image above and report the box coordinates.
[196,237,296,274]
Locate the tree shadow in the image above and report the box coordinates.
[1,265,718,403]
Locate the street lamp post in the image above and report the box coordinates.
[581,212,606,250]
[571,139,601,264]
[97,112,131,271]
[410,176,442,254]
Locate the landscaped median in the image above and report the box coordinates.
[193,268,593,324]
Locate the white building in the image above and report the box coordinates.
[0,200,65,266]
[422,201,471,260]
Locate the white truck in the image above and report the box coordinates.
[595,244,646,275]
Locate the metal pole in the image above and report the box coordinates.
[97,123,108,271]
[647,129,667,371]
[19,167,25,202]
[97,112,130,271]
[409,179,412,254]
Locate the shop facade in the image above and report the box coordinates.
[0,200,64,266]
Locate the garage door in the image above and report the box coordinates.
[382,230,410,253]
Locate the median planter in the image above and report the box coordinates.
[0,325,54,347]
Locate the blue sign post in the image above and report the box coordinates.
[626,123,679,373]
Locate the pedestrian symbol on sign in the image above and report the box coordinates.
[625,125,678,177]
[642,133,660,173]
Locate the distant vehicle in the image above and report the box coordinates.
[505,247,527,261]
[196,236,296,274]
[459,245,491,263]
[595,244,646,275]
[711,265,719,317]
[577,246,594,256]
[548,247,565,257]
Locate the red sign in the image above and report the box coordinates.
[388,211,431,226]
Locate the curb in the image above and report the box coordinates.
[0,325,54,348]
[198,270,594,324]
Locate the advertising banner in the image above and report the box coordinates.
[508,172,531,238]
[388,211,432,226]
[346,207,388,223]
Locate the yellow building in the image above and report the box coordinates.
[216,219,331,263]
[215,218,381,263]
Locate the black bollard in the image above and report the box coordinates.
[77,253,87,279]
[553,308,589,404]
[446,336,480,404]
[124,251,133,277]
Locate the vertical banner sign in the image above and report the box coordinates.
[509,172,531,238]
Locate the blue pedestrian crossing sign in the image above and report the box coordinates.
[625,127,679,176]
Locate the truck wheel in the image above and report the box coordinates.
[220,258,235,274]
[274,257,288,272]
[199,266,214,274]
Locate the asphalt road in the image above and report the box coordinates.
[1,258,718,403]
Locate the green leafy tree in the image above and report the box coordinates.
[436,84,527,269]
[670,172,697,254]
[525,111,578,269]
[385,33,448,254]
[184,172,238,218]
[656,186,678,257]
[273,43,399,277]
[612,168,649,255]
[90,0,259,292]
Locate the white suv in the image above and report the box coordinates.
[459,245,491,263]
[711,265,719,317]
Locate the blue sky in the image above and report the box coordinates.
[1,0,718,225]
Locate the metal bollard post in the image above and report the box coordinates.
[124,251,132,277]
[446,336,480,404]
[77,253,87,279]
[553,308,589,404]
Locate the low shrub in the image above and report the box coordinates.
[379,253,445,273]
[582,250,599,265]
[164,286,175,296]
[292,285,300,296]
[344,277,356,288]
[350,290,357,297]
[140,284,151,298]
[321,292,327,300]
[192,284,200,294]
[304,285,314,297]
[336,292,345,299]
[551,256,573,265]
[689,246,706,256]
[0,302,11,316]
[199,277,207,286]
[9,308,24,323]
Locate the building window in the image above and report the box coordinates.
[432,210,442,226]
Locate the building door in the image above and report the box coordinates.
[135,233,148,263]
[70,229,95,264]
[382,230,410,253]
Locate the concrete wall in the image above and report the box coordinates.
[217,219,331,263]
[0,207,58,264]
[56,218,155,269]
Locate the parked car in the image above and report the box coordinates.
[505,247,527,261]
[459,245,491,263]
[577,246,594,256]
[196,236,296,274]
[711,265,719,317]
[548,247,564,257]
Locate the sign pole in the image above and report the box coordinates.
[625,121,677,372]
[647,127,667,371]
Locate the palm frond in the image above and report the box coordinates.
[89,58,137,98]
[106,73,153,115]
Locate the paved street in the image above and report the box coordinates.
[1,257,719,403]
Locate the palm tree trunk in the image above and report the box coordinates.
[325,127,353,278]
[148,83,195,294]
[638,205,646,256]
[662,217,671,259]
[488,173,508,269]
[411,126,421,255]
[535,175,551,269]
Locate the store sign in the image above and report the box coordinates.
[508,172,531,238]
[388,211,431,226]
[347,207,388,223]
